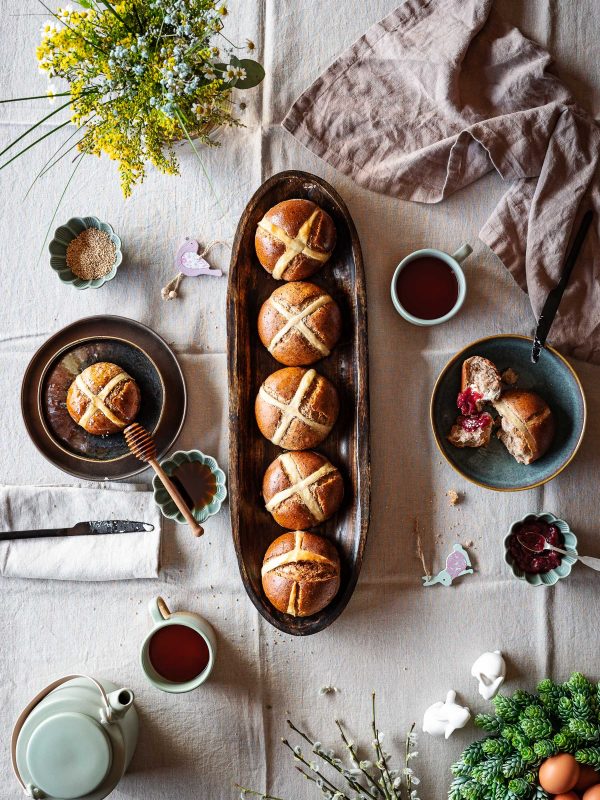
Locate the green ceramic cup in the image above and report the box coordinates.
[504,512,578,587]
[140,597,217,694]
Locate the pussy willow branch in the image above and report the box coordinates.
[233,784,287,800]
[405,723,416,798]
[286,720,378,800]
[335,719,382,797]
[281,738,346,799]
[371,693,396,800]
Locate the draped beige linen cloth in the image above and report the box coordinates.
[282,0,600,364]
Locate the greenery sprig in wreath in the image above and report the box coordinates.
[450,673,600,800]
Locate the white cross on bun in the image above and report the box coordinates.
[66,361,140,436]
[263,451,344,529]
[261,531,341,617]
[258,281,342,366]
[255,367,339,450]
[255,199,337,281]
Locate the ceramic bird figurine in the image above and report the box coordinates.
[471,650,506,700]
[422,690,471,739]
[422,543,473,587]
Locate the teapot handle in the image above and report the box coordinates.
[11,675,112,796]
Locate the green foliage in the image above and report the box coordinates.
[482,738,513,758]
[493,695,521,723]
[449,776,469,800]
[449,673,600,800]
[533,739,558,759]
[567,673,593,696]
[520,717,553,741]
[575,747,600,769]
[472,756,503,785]
[502,754,527,780]
[570,719,600,742]
[476,714,502,734]
[463,741,486,766]
[554,727,581,754]
[509,778,531,797]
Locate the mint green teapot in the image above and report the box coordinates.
[11,675,138,800]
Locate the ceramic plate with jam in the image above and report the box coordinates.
[430,335,586,491]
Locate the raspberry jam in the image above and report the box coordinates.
[507,520,563,574]
[457,387,482,415]
[459,412,491,432]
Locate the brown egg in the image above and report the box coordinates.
[583,785,600,800]
[555,793,579,800]
[577,767,600,792]
[539,754,580,795]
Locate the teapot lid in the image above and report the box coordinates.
[26,711,112,799]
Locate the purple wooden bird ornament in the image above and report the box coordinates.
[175,238,223,277]
[422,543,473,587]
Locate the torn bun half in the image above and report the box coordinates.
[493,389,555,465]
[459,356,502,413]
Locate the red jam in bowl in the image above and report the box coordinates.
[507,520,563,574]
[458,412,492,432]
[457,387,482,415]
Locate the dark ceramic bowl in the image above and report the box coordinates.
[41,337,164,462]
[22,316,187,480]
[430,335,586,491]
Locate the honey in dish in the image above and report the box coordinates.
[170,461,217,512]
[396,256,459,320]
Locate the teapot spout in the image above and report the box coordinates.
[105,688,134,721]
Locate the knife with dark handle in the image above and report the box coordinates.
[531,209,594,363]
[0,520,154,541]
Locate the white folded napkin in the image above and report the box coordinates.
[0,484,161,581]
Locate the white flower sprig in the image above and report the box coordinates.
[236,694,421,800]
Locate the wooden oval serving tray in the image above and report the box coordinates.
[227,170,370,636]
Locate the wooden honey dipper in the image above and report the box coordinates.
[124,423,204,537]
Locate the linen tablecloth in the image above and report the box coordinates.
[1,2,599,798]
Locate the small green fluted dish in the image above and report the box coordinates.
[153,450,227,525]
[504,512,578,587]
[49,216,122,289]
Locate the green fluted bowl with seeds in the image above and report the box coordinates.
[49,216,122,289]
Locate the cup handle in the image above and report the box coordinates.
[149,596,171,624]
[452,243,472,263]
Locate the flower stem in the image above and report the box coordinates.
[0,119,73,172]
[97,0,136,34]
[174,107,225,216]
[36,151,84,266]
[0,92,71,104]
[24,125,84,198]
[0,98,73,159]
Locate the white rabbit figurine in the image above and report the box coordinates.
[422,690,471,739]
[471,651,506,700]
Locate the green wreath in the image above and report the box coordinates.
[449,672,600,800]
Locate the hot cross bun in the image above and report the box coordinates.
[255,199,336,281]
[258,281,342,366]
[254,367,339,450]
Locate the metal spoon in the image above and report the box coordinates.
[518,533,600,572]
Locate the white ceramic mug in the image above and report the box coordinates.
[390,243,472,326]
